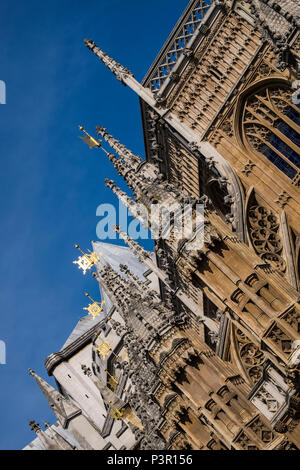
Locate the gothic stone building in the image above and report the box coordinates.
[25,0,300,451]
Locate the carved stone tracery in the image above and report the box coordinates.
[235,329,267,385]
[242,85,300,180]
[247,198,286,273]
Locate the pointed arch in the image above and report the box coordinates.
[234,78,300,184]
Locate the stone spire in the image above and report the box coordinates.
[91,129,164,203]
[84,39,134,84]
[79,126,155,199]
[29,420,59,451]
[115,225,152,263]
[29,369,81,428]
[104,178,149,228]
[104,175,197,243]
[94,126,162,200]
[94,127,197,222]
[119,263,154,294]
[83,38,228,168]
[83,38,159,108]
[96,127,142,166]
[92,268,127,316]
[100,264,165,320]
[43,422,75,450]
[93,261,175,345]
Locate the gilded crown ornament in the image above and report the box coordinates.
[110,408,124,421]
[83,293,105,320]
[73,244,102,275]
[105,368,119,391]
[96,339,112,359]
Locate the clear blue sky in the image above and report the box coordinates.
[0,0,187,450]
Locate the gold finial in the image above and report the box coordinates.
[107,376,118,392]
[110,408,124,420]
[105,368,119,391]
[73,244,102,275]
[79,126,102,149]
[83,293,105,320]
[29,420,39,432]
[95,334,128,364]
[96,340,112,359]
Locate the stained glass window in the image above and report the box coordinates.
[242,86,300,182]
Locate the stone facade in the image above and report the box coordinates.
[25,1,300,450]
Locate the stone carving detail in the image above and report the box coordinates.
[207,434,227,450]
[250,364,289,423]
[248,416,275,444]
[267,324,292,357]
[291,34,300,55]
[242,160,256,176]
[220,119,234,138]
[84,40,134,84]
[282,308,300,334]
[275,191,291,208]
[235,329,266,385]
[245,0,300,71]
[251,61,274,82]
[275,438,298,450]
[293,173,300,187]
[168,11,261,138]
[255,388,279,414]
[247,200,286,272]
[235,431,258,450]
[168,432,191,450]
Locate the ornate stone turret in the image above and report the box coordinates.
[29,369,108,450]
[104,178,148,228]
[29,369,81,428]
[80,124,186,214]
[94,126,162,201]
[93,262,179,347]
[43,422,75,450]
[104,177,210,256]
[29,421,61,451]
[102,322,167,450]
[96,127,142,166]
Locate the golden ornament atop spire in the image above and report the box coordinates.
[96,339,112,359]
[107,376,118,392]
[78,126,102,149]
[83,293,105,320]
[73,244,102,275]
[110,408,124,420]
[104,368,119,391]
[95,334,126,361]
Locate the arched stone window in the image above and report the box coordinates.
[241,84,300,181]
